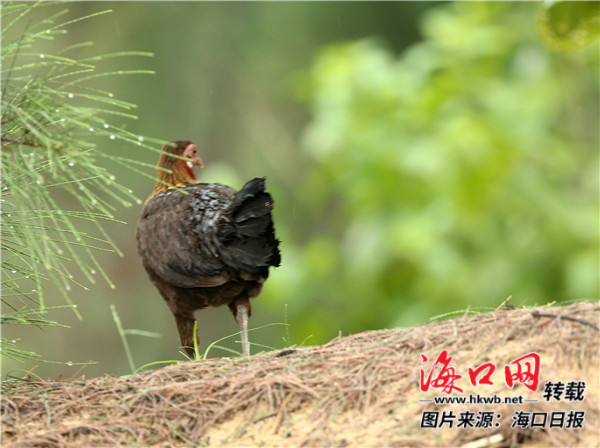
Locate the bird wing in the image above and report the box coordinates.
[137,180,280,289]
[136,184,236,288]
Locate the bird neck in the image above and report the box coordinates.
[147,163,199,201]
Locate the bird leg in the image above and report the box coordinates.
[237,304,250,356]
[173,312,198,359]
[230,299,252,356]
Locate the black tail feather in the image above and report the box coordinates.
[230,177,266,209]
[219,177,281,274]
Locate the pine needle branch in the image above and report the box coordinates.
[1,1,166,364]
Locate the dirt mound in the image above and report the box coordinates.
[2,301,598,447]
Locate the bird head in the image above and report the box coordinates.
[157,140,204,183]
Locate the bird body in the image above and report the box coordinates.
[136,141,280,356]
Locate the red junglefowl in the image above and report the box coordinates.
[136,140,281,357]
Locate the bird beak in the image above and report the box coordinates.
[186,156,204,170]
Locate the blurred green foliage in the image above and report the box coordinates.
[538,0,600,51]
[274,2,599,343]
[1,1,597,378]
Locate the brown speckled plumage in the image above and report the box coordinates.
[136,141,280,357]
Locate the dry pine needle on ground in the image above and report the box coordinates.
[2,301,598,447]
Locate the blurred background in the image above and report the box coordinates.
[2,1,598,378]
